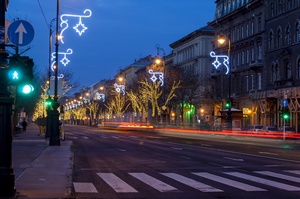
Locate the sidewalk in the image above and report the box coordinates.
[12,124,73,199]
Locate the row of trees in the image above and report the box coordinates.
[33,59,215,127]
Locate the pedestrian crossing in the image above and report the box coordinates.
[73,169,300,194]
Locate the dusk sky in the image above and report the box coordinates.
[6,0,216,91]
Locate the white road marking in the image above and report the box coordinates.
[171,147,183,150]
[129,173,178,192]
[97,173,138,193]
[118,149,127,152]
[224,157,244,162]
[73,182,98,193]
[161,173,223,192]
[193,172,266,192]
[285,170,300,175]
[180,156,191,160]
[259,152,278,156]
[225,172,300,191]
[255,171,300,183]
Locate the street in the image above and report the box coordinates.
[66,125,300,199]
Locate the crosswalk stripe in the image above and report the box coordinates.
[129,173,178,192]
[285,170,300,175]
[193,172,266,192]
[97,173,138,193]
[225,172,300,191]
[255,171,300,183]
[161,173,223,192]
[73,182,98,193]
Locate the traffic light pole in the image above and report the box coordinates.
[49,0,60,146]
[0,0,16,197]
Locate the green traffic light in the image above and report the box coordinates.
[283,113,289,119]
[225,102,231,108]
[21,84,34,94]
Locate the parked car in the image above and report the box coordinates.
[278,126,296,133]
[263,126,278,132]
[250,125,263,132]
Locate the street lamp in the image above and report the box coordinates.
[218,34,232,130]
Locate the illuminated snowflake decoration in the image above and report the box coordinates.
[114,83,126,95]
[83,97,90,104]
[210,51,230,74]
[50,74,64,80]
[51,48,73,71]
[95,92,105,102]
[60,9,92,44]
[149,69,164,86]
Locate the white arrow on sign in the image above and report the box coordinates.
[15,23,27,45]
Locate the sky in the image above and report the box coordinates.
[5,0,216,91]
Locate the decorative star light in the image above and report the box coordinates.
[210,51,230,74]
[148,69,164,86]
[114,83,126,95]
[60,9,92,44]
[51,48,73,71]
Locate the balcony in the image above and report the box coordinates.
[249,59,263,70]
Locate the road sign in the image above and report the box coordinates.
[7,20,34,46]
[281,99,288,107]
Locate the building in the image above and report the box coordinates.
[169,25,215,126]
[209,0,300,131]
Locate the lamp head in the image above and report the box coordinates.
[218,34,226,45]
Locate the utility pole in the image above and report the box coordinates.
[0,0,16,197]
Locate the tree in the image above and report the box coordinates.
[105,91,129,121]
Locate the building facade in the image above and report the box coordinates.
[209,0,300,131]
[169,25,215,126]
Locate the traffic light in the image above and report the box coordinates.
[45,98,53,108]
[225,101,231,109]
[282,108,290,120]
[8,55,35,94]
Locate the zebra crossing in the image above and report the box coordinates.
[73,169,300,194]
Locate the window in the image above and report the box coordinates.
[285,25,291,45]
[258,17,262,32]
[270,2,274,17]
[286,61,292,79]
[241,25,244,39]
[246,49,250,63]
[277,27,282,48]
[246,76,249,91]
[251,75,254,90]
[258,73,261,90]
[258,44,262,59]
[269,31,274,50]
[295,20,300,43]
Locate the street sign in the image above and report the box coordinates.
[281,99,288,107]
[7,20,34,46]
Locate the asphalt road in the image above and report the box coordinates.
[65,125,300,199]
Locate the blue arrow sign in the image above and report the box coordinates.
[281,99,288,107]
[7,20,34,46]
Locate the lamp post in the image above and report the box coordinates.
[218,34,232,130]
[49,0,60,145]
